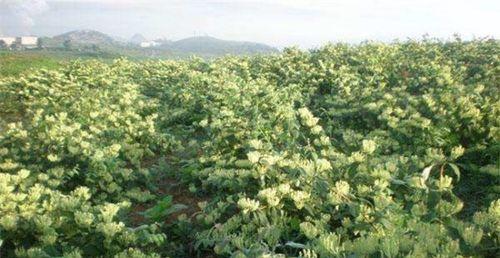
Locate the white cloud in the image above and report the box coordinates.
[0,0,49,35]
[3,0,499,45]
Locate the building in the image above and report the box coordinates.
[0,37,17,46]
[0,36,38,48]
[18,36,38,48]
[140,41,159,48]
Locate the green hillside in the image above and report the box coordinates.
[36,30,278,58]
[159,36,278,55]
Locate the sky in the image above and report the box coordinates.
[0,0,499,48]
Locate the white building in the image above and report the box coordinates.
[18,36,38,47]
[140,41,159,48]
[0,36,38,48]
[0,37,16,46]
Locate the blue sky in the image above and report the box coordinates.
[1,0,499,48]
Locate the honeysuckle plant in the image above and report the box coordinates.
[0,38,498,257]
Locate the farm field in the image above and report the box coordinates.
[0,39,499,257]
[0,50,122,77]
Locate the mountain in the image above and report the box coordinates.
[41,30,278,57]
[158,36,278,55]
[130,33,147,44]
[52,30,118,46]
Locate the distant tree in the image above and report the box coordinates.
[0,40,7,49]
[37,38,44,49]
[91,44,100,52]
[63,39,72,50]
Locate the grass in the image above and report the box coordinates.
[0,51,63,77]
[0,49,121,77]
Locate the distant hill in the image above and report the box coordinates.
[130,33,147,45]
[39,30,278,57]
[159,36,278,55]
[52,30,118,46]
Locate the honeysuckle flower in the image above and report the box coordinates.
[450,145,465,159]
[247,151,261,164]
[315,158,332,172]
[258,188,280,207]
[277,183,291,194]
[260,155,279,166]
[291,190,310,209]
[300,221,319,239]
[361,140,377,154]
[311,125,323,135]
[248,139,263,149]
[0,160,19,170]
[237,198,260,214]
[199,119,209,127]
[47,154,60,162]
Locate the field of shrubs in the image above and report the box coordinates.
[0,38,498,257]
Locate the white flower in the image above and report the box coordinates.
[311,125,323,135]
[315,158,332,172]
[0,215,18,230]
[0,160,19,170]
[75,211,94,228]
[349,152,365,163]
[319,136,330,146]
[73,187,91,201]
[93,150,105,161]
[300,221,319,239]
[47,154,60,162]
[451,145,465,159]
[298,107,319,127]
[98,222,125,238]
[361,140,376,154]
[258,188,280,207]
[277,183,291,194]
[80,141,91,149]
[260,155,279,166]
[199,119,209,127]
[89,111,99,118]
[462,227,483,246]
[100,203,121,222]
[248,139,263,149]
[437,175,453,190]
[290,190,310,209]
[335,181,350,196]
[328,181,350,205]
[237,198,260,214]
[247,151,261,164]
[17,169,30,179]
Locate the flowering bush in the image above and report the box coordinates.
[1,39,498,257]
[141,39,498,257]
[0,60,165,257]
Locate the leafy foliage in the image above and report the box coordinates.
[0,60,165,257]
[1,38,498,257]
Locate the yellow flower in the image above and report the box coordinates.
[237,198,260,214]
[315,158,332,172]
[450,145,465,159]
[247,151,261,164]
[258,188,280,207]
[290,190,310,209]
[361,140,376,154]
[47,154,60,162]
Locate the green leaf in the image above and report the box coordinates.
[422,165,433,181]
[391,179,407,185]
[142,195,188,221]
[448,163,461,181]
[164,204,189,216]
[285,241,307,249]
